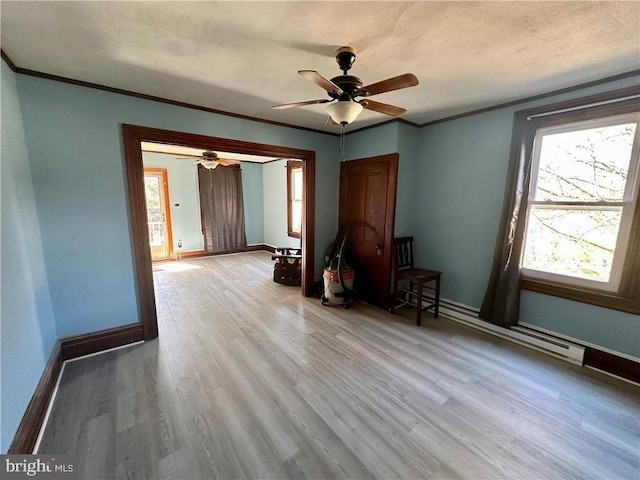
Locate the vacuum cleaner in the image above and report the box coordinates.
[322,223,356,308]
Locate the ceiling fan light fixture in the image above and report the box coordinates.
[201,161,219,169]
[275,46,417,125]
[327,100,363,125]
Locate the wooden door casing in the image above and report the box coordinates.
[123,124,316,340]
[339,153,398,308]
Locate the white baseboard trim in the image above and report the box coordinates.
[32,362,66,453]
[64,340,145,364]
[33,340,144,453]
[438,298,585,365]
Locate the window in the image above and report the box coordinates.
[522,114,639,290]
[520,104,640,313]
[287,160,303,238]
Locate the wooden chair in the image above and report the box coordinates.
[390,236,441,326]
[272,247,302,286]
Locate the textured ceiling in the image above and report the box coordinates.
[2,1,639,133]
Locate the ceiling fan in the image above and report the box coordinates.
[176,150,240,169]
[273,46,419,125]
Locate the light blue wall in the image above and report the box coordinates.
[139,154,300,249]
[520,292,640,357]
[142,152,203,252]
[414,75,640,357]
[344,76,639,357]
[263,159,300,248]
[241,162,265,245]
[1,62,57,452]
[142,153,267,248]
[346,122,398,160]
[16,74,339,338]
[343,121,420,238]
[5,56,636,453]
[415,108,514,306]
[395,123,421,237]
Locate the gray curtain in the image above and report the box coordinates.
[198,165,247,253]
[479,113,539,327]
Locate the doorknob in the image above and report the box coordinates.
[376,244,383,256]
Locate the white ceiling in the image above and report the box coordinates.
[2,1,639,133]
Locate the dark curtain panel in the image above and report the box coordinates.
[479,114,539,327]
[198,165,247,253]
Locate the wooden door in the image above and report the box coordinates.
[144,168,173,261]
[339,153,398,308]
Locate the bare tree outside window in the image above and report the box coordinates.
[522,118,638,288]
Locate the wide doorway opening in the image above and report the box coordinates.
[123,124,316,340]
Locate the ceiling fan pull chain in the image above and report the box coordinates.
[340,124,346,162]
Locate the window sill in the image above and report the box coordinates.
[287,231,301,239]
[521,277,640,315]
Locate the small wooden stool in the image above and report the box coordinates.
[389,237,441,326]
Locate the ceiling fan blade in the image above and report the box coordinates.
[360,99,407,116]
[360,73,419,97]
[217,158,240,166]
[298,70,343,94]
[273,99,331,110]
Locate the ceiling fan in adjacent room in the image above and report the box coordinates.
[273,46,419,125]
[177,150,241,169]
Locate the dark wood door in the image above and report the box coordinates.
[339,153,398,308]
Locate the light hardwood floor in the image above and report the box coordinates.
[39,252,639,479]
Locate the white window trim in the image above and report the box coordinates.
[291,168,303,233]
[286,160,303,239]
[521,112,640,293]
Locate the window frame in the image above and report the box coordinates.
[286,160,303,239]
[521,113,640,293]
[515,86,640,314]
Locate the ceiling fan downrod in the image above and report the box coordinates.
[272,44,418,124]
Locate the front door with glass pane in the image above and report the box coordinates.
[144,168,173,261]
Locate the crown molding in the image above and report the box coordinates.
[3,49,638,137]
[1,49,18,71]
[418,69,640,128]
[0,49,337,137]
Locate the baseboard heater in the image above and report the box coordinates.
[438,298,585,365]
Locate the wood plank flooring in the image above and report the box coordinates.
[39,252,640,479]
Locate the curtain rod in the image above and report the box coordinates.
[526,94,640,120]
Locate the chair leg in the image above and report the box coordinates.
[416,281,423,326]
[390,276,398,314]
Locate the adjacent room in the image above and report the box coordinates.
[2,2,638,479]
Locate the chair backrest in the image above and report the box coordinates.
[393,236,414,272]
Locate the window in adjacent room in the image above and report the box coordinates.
[287,160,303,238]
[522,112,639,294]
